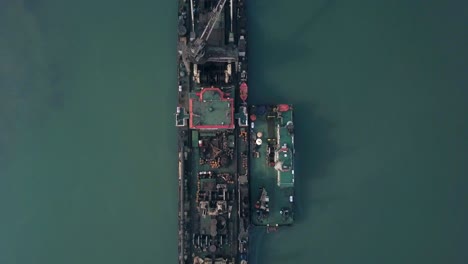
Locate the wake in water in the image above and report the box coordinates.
[248,226,266,264]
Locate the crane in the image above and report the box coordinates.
[187,0,227,63]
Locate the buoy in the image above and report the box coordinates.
[256,138,262,145]
[256,132,263,138]
[250,114,257,121]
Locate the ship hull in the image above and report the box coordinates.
[176,1,249,263]
[175,1,294,263]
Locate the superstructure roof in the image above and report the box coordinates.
[189,88,234,130]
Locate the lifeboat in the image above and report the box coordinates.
[240,82,248,102]
[277,104,289,112]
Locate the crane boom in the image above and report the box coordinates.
[200,0,227,42]
[188,0,227,62]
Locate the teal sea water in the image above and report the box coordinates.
[1,0,467,263]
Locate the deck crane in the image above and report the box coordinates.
[187,0,227,63]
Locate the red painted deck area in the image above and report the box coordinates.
[189,88,235,129]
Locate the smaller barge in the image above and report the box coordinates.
[249,104,295,227]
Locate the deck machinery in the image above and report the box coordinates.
[175,1,295,263]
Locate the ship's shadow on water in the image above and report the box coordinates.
[246,1,340,263]
[292,103,344,223]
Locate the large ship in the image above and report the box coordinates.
[175,1,295,263]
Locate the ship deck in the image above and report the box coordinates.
[175,0,299,262]
[176,0,251,262]
[249,105,295,226]
[189,130,239,261]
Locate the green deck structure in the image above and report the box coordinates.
[249,105,295,226]
[275,109,295,188]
